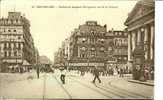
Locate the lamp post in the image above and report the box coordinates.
[64,55,68,70]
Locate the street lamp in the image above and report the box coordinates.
[141,27,144,32]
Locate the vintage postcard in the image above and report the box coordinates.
[0,0,154,99]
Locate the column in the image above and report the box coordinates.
[132,31,136,51]
[128,32,132,61]
[77,46,80,58]
[137,29,141,45]
[144,26,148,60]
[150,24,154,60]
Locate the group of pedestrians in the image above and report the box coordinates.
[58,65,102,84]
[35,64,135,84]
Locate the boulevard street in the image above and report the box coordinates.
[0,71,153,99]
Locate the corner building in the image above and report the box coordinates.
[68,21,108,69]
[0,12,35,66]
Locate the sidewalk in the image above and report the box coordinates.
[124,74,154,86]
[128,80,154,86]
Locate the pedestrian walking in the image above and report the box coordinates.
[36,64,40,79]
[92,65,101,83]
[60,67,66,84]
[119,68,124,77]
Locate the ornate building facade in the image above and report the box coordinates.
[67,21,108,68]
[0,12,36,66]
[124,0,154,79]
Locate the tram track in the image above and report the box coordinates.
[70,76,150,99]
[93,83,127,98]
[52,75,72,99]
[107,80,150,98]
[70,77,122,99]
[95,81,146,99]
[42,73,47,100]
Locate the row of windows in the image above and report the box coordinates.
[117,57,128,61]
[114,49,127,55]
[114,32,127,36]
[2,29,17,32]
[3,51,19,57]
[77,38,105,45]
[2,43,22,49]
[79,52,106,58]
[114,39,128,46]
[79,54,95,58]
[0,19,21,25]
[79,31,106,36]
[0,35,22,40]
[79,47,106,51]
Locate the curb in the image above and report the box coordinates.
[128,80,154,86]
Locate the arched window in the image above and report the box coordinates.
[115,39,118,46]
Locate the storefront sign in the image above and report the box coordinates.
[68,62,104,66]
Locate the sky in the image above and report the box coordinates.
[0,0,137,62]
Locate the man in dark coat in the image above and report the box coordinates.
[36,64,40,79]
[92,65,101,83]
[60,66,66,84]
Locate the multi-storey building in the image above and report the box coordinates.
[112,30,128,68]
[68,21,108,69]
[0,12,36,67]
[104,29,128,69]
[54,21,128,70]
[54,38,71,68]
[124,0,154,79]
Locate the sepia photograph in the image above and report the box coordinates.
[0,0,154,99]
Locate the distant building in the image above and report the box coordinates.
[0,12,36,66]
[39,55,52,65]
